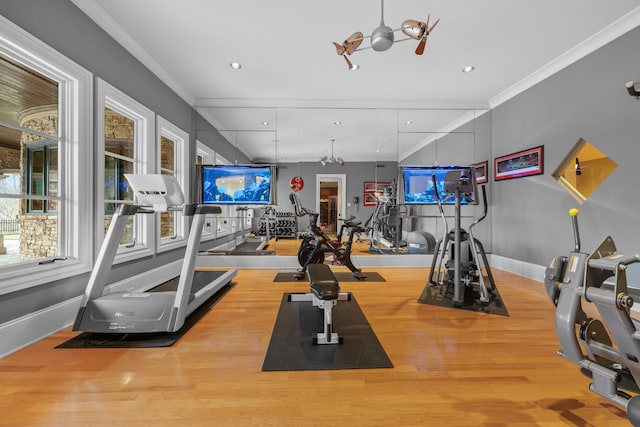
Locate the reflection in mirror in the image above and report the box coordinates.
[196,107,279,253]
[194,106,491,260]
[552,138,618,204]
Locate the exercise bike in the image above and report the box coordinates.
[290,193,366,280]
[545,208,640,426]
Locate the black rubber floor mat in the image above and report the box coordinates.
[417,283,509,316]
[262,292,393,371]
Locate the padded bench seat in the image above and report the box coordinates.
[308,264,340,300]
[289,263,349,345]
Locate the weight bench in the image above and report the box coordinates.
[289,263,350,344]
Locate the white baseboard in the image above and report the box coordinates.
[489,254,545,283]
[0,295,82,359]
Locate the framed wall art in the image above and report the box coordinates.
[474,161,488,184]
[494,145,544,181]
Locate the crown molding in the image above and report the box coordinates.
[490,7,640,109]
[70,0,195,105]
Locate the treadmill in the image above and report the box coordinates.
[73,174,236,333]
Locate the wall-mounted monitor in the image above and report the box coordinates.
[197,164,275,205]
[400,165,477,205]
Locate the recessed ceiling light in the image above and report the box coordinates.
[462,65,475,73]
[405,121,413,125]
[334,121,342,125]
[262,121,269,126]
[230,62,242,70]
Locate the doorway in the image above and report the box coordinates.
[316,174,346,236]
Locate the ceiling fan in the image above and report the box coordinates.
[332,0,440,70]
[319,139,345,166]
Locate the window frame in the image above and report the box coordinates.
[96,78,154,264]
[210,153,233,237]
[0,15,93,294]
[25,142,58,214]
[196,141,220,241]
[156,115,189,252]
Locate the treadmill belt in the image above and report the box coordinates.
[149,270,226,294]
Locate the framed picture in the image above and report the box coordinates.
[363,181,390,193]
[363,181,390,206]
[474,161,488,184]
[494,145,544,181]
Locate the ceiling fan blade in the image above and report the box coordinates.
[333,42,346,56]
[337,157,345,166]
[427,18,440,34]
[415,37,426,55]
[344,32,364,54]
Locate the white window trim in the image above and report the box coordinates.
[213,154,233,238]
[0,15,93,295]
[196,141,217,242]
[96,78,154,264]
[156,116,189,252]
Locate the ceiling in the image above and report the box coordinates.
[71,0,640,163]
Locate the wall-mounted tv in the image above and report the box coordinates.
[198,164,275,205]
[400,165,477,205]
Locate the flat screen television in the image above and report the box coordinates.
[400,165,477,205]
[198,164,275,205]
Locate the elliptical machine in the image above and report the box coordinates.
[545,209,640,426]
[366,182,405,253]
[290,193,366,280]
[427,169,496,307]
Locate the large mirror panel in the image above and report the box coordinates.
[195,106,492,261]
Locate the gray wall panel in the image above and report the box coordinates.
[491,26,640,266]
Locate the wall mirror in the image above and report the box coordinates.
[552,138,618,204]
[196,106,491,260]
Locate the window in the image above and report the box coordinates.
[213,154,233,237]
[25,143,58,213]
[96,79,154,263]
[196,141,217,241]
[0,15,92,293]
[157,116,189,252]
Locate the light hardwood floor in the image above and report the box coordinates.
[0,261,631,426]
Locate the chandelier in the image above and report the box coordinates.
[319,139,345,166]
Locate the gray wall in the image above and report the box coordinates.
[490,26,640,266]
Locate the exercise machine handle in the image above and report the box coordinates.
[469,185,488,232]
[569,208,580,253]
[431,174,442,205]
